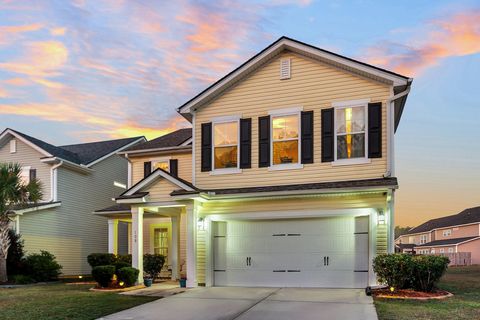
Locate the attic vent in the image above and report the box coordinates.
[280,58,291,80]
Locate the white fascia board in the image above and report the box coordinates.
[118,145,192,156]
[86,137,146,167]
[399,222,480,238]
[178,38,409,115]
[0,129,52,157]
[116,196,149,204]
[180,137,193,146]
[13,202,62,215]
[124,169,195,196]
[41,157,93,173]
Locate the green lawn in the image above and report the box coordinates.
[0,283,157,320]
[375,265,480,320]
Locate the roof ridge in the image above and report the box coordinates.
[59,136,144,148]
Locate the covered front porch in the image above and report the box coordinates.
[95,201,196,285]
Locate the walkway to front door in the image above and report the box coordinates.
[100,287,378,320]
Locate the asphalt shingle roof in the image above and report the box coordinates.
[124,128,192,152]
[7,128,143,165]
[415,236,479,247]
[406,206,480,235]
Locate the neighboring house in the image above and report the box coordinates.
[0,128,145,275]
[95,36,413,288]
[395,206,480,264]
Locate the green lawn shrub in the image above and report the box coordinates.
[87,253,116,268]
[91,265,115,288]
[143,254,165,280]
[117,267,139,287]
[24,251,62,282]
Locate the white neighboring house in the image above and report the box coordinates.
[0,128,145,275]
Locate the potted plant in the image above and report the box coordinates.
[179,271,187,288]
[144,276,153,287]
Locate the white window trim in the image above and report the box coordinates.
[439,248,445,253]
[269,107,303,170]
[332,100,371,166]
[210,117,242,175]
[419,234,428,245]
[442,229,452,237]
[20,166,31,185]
[10,139,17,153]
[151,156,171,171]
[448,248,454,253]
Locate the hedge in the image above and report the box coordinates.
[92,265,115,288]
[143,254,165,280]
[373,253,449,292]
[23,251,62,282]
[117,267,139,287]
[87,253,116,268]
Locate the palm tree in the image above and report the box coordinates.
[0,163,42,283]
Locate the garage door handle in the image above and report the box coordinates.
[323,256,326,266]
[327,256,329,266]
[273,270,286,272]
[287,270,300,272]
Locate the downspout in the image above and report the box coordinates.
[49,161,63,202]
[385,81,412,178]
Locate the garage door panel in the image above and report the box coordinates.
[213,216,369,288]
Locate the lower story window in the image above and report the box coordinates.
[153,228,169,266]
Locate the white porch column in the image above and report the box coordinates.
[171,215,180,281]
[131,207,144,284]
[107,219,118,254]
[387,191,395,253]
[185,203,197,287]
[127,222,132,254]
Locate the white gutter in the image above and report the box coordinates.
[385,83,412,177]
[118,145,192,156]
[49,161,63,202]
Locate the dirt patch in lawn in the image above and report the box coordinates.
[373,288,452,300]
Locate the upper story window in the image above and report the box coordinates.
[442,229,452,237]
[335,105,366,161]
[272,114,299,165]
[448,248,454,253]
[152,159,169,171]
[10,139,16,153]
[213,121,238,170]
[19,166,34,185]
[420,234,428,244]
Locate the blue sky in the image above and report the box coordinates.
[0,0,479,225]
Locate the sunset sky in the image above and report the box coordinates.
[0,1,479,226]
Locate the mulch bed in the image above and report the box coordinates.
[373,288,453,300]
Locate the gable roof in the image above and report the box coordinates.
[123,128,192,153]
[405,206,480,235]
[415,236,480,247]
[0,128,145,166]
[119,168,196,200]
[177,36,412,130]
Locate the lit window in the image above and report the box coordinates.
[214,121,238,169]
[420,234,428,244]
[442,229,451,237]
[10,139,16,153]
[153,228,169,266]
[335,106,366,160]
[272,114,299,165]
[153,160,169,171]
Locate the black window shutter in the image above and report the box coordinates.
[321,108,334,162]
[301,111,314,164]
[169,159,178,176]
[201,122,212,172]
[258,116,270,167]
[144,161,151,178]
[29,168,36,182]
[240,118,252,169]
[368,102,382,158]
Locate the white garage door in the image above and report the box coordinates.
[213,216,369,288]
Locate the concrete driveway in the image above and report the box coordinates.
[100,287,378,320]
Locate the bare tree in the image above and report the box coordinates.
[0,163,42,282]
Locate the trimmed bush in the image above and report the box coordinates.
[92,265,115,288]
[373,254,414,290]
[373,253,450,292]
[117,254,132,265]
[117,267,139,287]
[143,254,165,280]
[24,251,62,282]
[412,255,450,292]
[87,253,116,268]
[114,261,130,273]
[12,274,34,285]
[7,230,25,276]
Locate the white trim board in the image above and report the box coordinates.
[123,169,195,196]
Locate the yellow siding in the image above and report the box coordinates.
[196,229,206,285]
[194,52,391,189]
[130,152,192,185]
[180,211,187,274]
[142,178,178,202]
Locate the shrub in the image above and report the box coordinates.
[411,255,450,292]
[143,254,165,280]
[7,230,25,276]
[92,265,115,288]
[114,261,130,273]
[117,267,139,287]
[12,274,34,285]
[373,254,414,290]
[373,253,450,292]
[87,253,116,268]
[24,251,62,282]
[117,254,132,265]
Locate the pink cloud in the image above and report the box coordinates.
[361,9,480,76]
[0,23,43,45]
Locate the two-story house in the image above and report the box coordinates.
[396,206,480,264]
[95,37,412,288]
[0,128,145,275]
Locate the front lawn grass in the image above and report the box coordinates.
[0,283,157,320]
[374,265,480,320]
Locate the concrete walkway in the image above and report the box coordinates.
[99,287,378,320]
